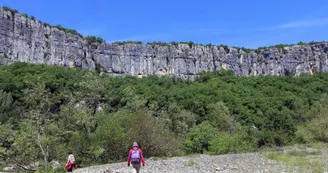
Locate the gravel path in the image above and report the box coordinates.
[73,151,328,173]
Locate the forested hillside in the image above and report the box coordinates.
[1,62,328,172]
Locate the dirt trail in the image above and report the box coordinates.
[73,150,328,173]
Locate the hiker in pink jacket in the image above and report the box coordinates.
[127,142,145,173]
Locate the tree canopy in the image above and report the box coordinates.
[1,62,328,171]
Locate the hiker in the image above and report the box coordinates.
[127,142,145,173]
[66,152,77,173]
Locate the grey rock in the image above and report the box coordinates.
[2,166,14,172]
[50,160,61,170]
[1,8,328,79]
[216,167,225,171]
[96,105,103,112]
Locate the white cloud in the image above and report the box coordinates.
[261,18,328,30]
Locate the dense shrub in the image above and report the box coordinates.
[126,110,182,157]
[52,25,84,38]
[2,6,18,14]
[179,41,194,48]
[147,41,168,47]
[295,94,328,143]
[85,36,104,44]
[21,13,28,18]
[205,102,235,132]
[217,44,230,53]
[112,41,143,45]
[209,131,254,154]
[183,121,217,154]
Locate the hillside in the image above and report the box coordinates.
[2,5,328,173]
[1,6,328,79]
[1,63,328,171]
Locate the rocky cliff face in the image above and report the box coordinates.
[1,8,328,79]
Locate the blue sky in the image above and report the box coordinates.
[1,0,328,48]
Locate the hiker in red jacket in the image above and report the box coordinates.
[66,151,77,173]
[127,142,145,173]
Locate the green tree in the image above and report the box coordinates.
[206,101,235,132]
[93,109,131,163]
[126,109,181,157]
[300,94,328,142]
[183,121,217,154]
[0,90,13,123]
[22,111,59,168]
[121,86,147,110]
[22,84,53,116]
[0,123,15,164]
[161,102,196,136]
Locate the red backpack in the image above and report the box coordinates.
[65,160,72,171]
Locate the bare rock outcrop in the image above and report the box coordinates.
[1,7,328,79]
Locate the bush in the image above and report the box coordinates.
[92,108,182,163]
[146,42,168,47]
[66,29,83,38]
[241,47,254,53]
[180,41,194,49]
[53,24,65,31]
[96,37,104,44]
[206,102,235,132]
[160,102,196,136]
[170,41,179,48]
[294,94,328,143]
[183,121,217,154]
[85,36,97,44]
[209,131,254,154]
[49,25,83,38]
[257,130,290,147]
[126,109,182,157]
[305,112,328,142]
[0,90,13,122]
[92,109,132,163]
[85,36,104,44]
[218,44,229,53]
[112,41,142,45]
[43,22,51,28]
[205,43,212,47]
[21,13,28,18]
[257,43,297,53]
[2,6,18,14]
[294,125,313,143]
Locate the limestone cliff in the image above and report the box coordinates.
[1,7,328,79]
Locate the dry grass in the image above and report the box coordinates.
[266,146,327,173]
